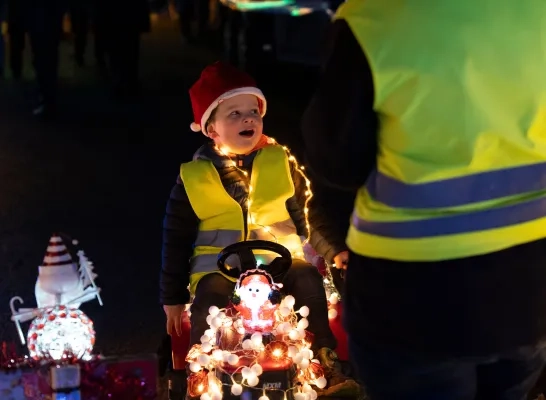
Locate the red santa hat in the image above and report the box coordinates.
[241,273,271,287]
[41,234,73,268]
[188,61,267,135]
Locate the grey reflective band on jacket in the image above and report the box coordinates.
[352,193,546,238]
[191,218,300,274]
[366,162,546,209]
[194,219,298,247]
[194,230,242,248]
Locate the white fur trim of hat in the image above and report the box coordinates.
[190,87,267,135]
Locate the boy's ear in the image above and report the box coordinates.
[206,123,219,139]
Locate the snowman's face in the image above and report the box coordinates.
[241,281,271,305]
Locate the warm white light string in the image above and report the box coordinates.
[185,296,327,400]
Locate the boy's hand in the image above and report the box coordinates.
[333,251,349,270]
[163,304,186,336]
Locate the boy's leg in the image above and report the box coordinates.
[282,260,336,350]
[475,345,546,400]
[189,272,235,346]
[349,338,477,400]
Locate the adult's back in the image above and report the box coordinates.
[338,0,546,261]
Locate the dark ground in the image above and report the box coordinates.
[0,11,545,400]
[0,12,319,398]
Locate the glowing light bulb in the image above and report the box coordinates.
[293,352,303,364]
[211,393,222,400]
[201,343,212,353]
[279,307,291,317]
[227,354,239,365]
[251,332,263,347]
[212,349,223,361]
[298,306,310,317]
[251,363,263,376]
[197,354,210,366]
[288,346,298,358]
[189,362,201,373]
[211,317,222,329]
[315,376,327,389]
[242,339,253,349]
[328,308,338,320]
[247,375,259,387]
[272,348,283,358]
[297,318,309,330]
[241,367,252,380]
[289,329,300,340]
[300,358,310,369]
[301,349,313,360]
[204,329,215,337]
[231,384,243,395]
[283,295,296,309]
[208,306,220,317]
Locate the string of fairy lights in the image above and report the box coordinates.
[214,138,342,307]
[185,297,327,400]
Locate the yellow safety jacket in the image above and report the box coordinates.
[337,0,546,261]
[180,145,304,293]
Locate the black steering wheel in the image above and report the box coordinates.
[217,240,292,279]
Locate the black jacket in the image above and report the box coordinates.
[160,141,346,305]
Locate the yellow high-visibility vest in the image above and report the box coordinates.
[336,0,546,261]
[180,145,304,293]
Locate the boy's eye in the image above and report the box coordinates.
[230,111,240,116]
[251,109,259,114]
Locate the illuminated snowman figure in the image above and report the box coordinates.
[9,234,103,361]
[231,269,282,334]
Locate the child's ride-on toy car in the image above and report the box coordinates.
[168,240,351,400]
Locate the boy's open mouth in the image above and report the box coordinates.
[239,129,255,137]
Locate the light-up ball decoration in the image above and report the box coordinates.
[27,305,95,361]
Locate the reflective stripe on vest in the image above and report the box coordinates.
[366,162,546,209]
[352,194,546,238]
[336,0,546,261]
[180,145,303,277]
[194,219,300,247]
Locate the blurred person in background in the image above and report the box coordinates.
[25,0,67,118]
[94,0,150,98]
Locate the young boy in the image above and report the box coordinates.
[160,61,358,396]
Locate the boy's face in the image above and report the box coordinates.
[206,94,263,155]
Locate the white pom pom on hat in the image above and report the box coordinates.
[190,122,201,132]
